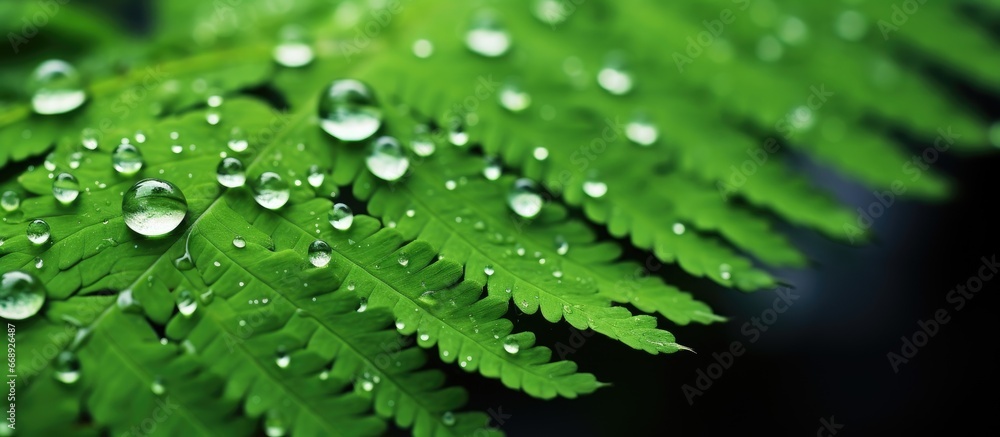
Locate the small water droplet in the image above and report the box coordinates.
[626,115,658,146]
[308,240,332,267]
[672,222,686,235]
[319,79,382,141]
[499,81,531,112]
[835,10,868,42]
[466,13,511,57]
[265,409,289,437]
[329,203,354,230]
[533,0,569,25]
[29,59,86,114]
[26,219,50,245]
[483,157,502,180]
[597,55,633,95]
[503,336,520,354]
[447,119,469,146]
[583,178,608,199]
[171,144,183,154]
[757,36,784,62]
[1,191,20,212]
[216,157,246,188]
[412,39,434,58]
[81,128,99,150]
[356,297,368,312]
[719,263,732,281]
[532,147,549,161]
[150,376,166,395]
[395,320,406,331]
[227,127,249,152]
[251,172,290,210]
[366,136,409,181]
[52,172,80,204]
[0,271,46,320]
[206,110,221,125]
[34,258,43,269]
[508,178,543,218]
[306,165,325,188]
[273,25,314,68]
[397,254,409,267]
[176,290,197,317]
[233,236,246,248]
[54,350,80,384]
[484,265,495,276]
[442,411,456,426]
[112,143,144,176]
[123,179,188,237]
[445,180,457,191]
[555,236,569,255]
[410,124,436,157]
[275,349,291,369]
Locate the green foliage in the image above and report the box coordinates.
[1,0,996,435]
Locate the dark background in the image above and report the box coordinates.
[18,2,1000,435]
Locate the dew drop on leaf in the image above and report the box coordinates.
[251,172,290,210]
[583,177,608,199]
[233,236,246,248]
[112,143,144,176]
[275,349,291,369]
[356,297,368,313]
[412,38,433,58]
[1,191,20,212]
[442,411,456,426]
[447,119,469,146]
[626,114,658,146]
[122,179,188,237]
[318,79,382,142]
[555,236,569,255]
[672,222,686,235]
[410,124,436,157]
[216,157,246,188]
[0,271,46,320]
[273,25,314,68]
[52,172,80,204]
[81,128,99,150]
[597,55,633,95]
[150,376,166,395]
[227,127,249,152]
[532,147,549,160]
[507,178,543,218]
[306,165,325,188]
[533,0,569,25]
[484,265,495,276]
[719,263,733,281]
[498,81,531,112]
[176,289,198,317]
[29,59,86,114]
[308,240,332,267]
[54,351,81,384]
[503,335,520,354]
[329,203,354,230]
[26,219,51,245]
[366,136,410,181]
[483,156,502,181]
[264,410,289,437]
[465,13,511,57]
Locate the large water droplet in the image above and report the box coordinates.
[1,191,20,212]
[112,143,144,176]
[306,165,325,188]
[503,335,520,354]
[329,203,354,230]
[54,350,80,384]
[216,157,246,188]
[122,179,188,237]
[52,172,80,204]
[410,124,436,157]
[626,115,659,146]
[0,271,46,320]
[29,59,86,114]
[176,290,198,317]
[366,136,409,181]
[26,219,50,245]
[319,79,382,141]
[251,172,290,210]
[466,14,511,57]
[507,179,543,218]
[498,81,531,112]
[308,240,332,267]
[273,25,314,68]
[227,127,249,152]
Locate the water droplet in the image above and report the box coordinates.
[397,254,409,267]
[719,264,732,281]
[356,297,368,312]
[227,127,249,152]
[484,265,495,276]
[583,178,608,199]
[319,79,382,141]
[207,95,223,108]
[29,59,86,114]
[503,336,520,354]
[0,271,46,320]
[216,157,246,188]
[117,289,142,312]
[778,16,809,45]
[597,56,633,95]
[308,240,332,267]
[275,349,291,369]
[81,128,99,150]
[201,290,215,304]
[54,351,80,384]
[68,152,82,169]
[251,172,290,210]
[498,81,531,112]
[233,236,246,248]
[52,172,80,204]
[482,157,503,180]
[43,153,57,171]
[533,0,569,25]
[835,10,868,42]
[756,36,784,62]
[395,320,406,331]
[412,39,434,58]
[507,178,543,218]
[366,136,409,181]
[466,13,511,57]
[27,219,50,245]
[442,411,456,426]
[306,165,325,188]
[329,203,354,230]
[150,376,166,395]
[447,119,469,146]
[672,222,686,235]
[273,25,314,68]
[134,131,146,144]
[171,144,183,154]
[34,258,43,269]
[176,290,197,317]
[112,143,144,176]
[264,410,288,437]
[410,124,436,157]
[1,191,20,212]
[626,115,658,146]
[445,180,457,191]
[555,236,569,255]
[122,179,188,237]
